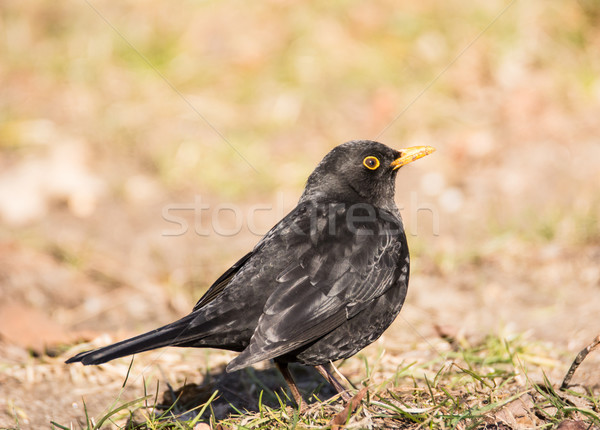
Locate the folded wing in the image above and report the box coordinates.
[227,204,406,372]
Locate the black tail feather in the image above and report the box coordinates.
[65,316,196,365]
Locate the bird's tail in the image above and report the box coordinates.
[65,315,197,365]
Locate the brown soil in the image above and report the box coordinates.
[1,1,600,428]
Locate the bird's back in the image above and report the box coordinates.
[223,200,409,371]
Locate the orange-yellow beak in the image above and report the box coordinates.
[390,146,436,170]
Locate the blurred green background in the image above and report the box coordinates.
[2,0,600,426]
[1,0,600,372]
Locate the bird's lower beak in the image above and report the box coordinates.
[390,146,436,170]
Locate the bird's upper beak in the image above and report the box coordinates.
[390,146,436,170]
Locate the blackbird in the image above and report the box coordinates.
[66,140,435,406]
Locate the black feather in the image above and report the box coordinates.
[65,140,433,405]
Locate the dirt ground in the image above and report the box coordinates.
[1,1,600,428]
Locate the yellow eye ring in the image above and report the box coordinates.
[363,156,380,170]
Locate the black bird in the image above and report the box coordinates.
[66,140,435,406]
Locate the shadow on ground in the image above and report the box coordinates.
[134,363,342,424]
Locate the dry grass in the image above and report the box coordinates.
[31,334,597,429]
[1,0,600,428]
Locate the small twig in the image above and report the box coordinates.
[434,324,460,351]
[560,335,600,390]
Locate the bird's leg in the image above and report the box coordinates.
[275,361,305,410]
[314,364,352,402]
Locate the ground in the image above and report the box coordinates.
[1,1,599,428]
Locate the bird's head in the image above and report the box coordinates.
[300,140,435,209]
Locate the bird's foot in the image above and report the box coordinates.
[339,390,352,402]
[329,387,368,428]
[297,401,309,414]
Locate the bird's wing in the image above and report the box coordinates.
[192,250,255,311]
[227,203,407,371]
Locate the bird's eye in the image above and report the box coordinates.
[363,156,380,170]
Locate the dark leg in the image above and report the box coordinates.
[275,361,305,409]
[315,364,352,402]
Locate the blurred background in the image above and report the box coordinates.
[1,0,599,426]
